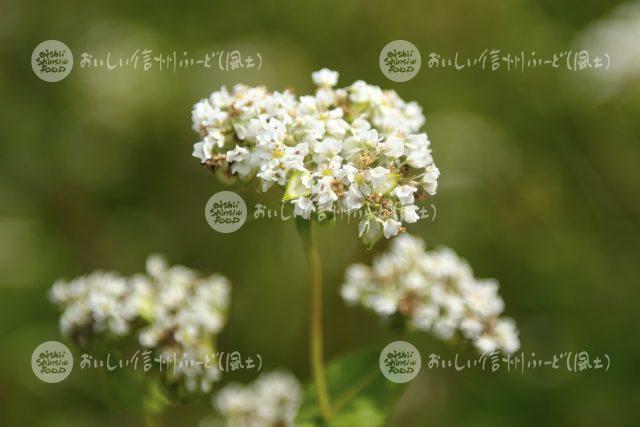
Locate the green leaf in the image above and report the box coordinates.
[297,347,406,427]
[283,170,311,201]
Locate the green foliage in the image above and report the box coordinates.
[297,348,405,427]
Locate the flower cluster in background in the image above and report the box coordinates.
[191,68,439,246]
[340,234,520,354]
[49,254,231,393]
[212,370,302,427]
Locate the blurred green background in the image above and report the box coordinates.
[1,0,639,425]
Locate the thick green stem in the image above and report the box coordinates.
[296,218,332,421]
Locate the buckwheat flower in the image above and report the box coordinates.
[421,164,440,196]
[313,137,343,162]
[349,80,383,105]
[378,132,405,158]
[321,108,350,137]
[340,234,520,354]
[391,185,417,205]
[342,124,380,161]
[312,68,339,88]
[293,197,315,219]
[344,184,365,211]
[383,217,402,239]
[139,255,231,392]
[192,100,228,134]
[400,204,420,223]
[49,271,148,339]
[404,133,433,168]
[50,255,232,393]
[340,265,369,305]
[225,146,255,179]
[190,69,440,247]
[213,370,302,427]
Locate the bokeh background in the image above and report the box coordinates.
[1,0,639,425]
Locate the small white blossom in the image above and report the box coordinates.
[312,68,339,88]
[344,184,365,211]
[391,185,417,205]
[383,218,402,238]
[293,197,315,219]
[401,204,420,223]
[378,132,405,158]
[421,164,440,195]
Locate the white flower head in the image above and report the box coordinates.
[340,234,520,354]
[312,68,339,88]
[190,69,440,246]
[50,255,232,393]
[214,370,302,427]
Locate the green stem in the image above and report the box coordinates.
[296,218,332,421]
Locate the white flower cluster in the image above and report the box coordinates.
[49,254,231,392]
[340,234,520,354]
[213,371,302,427]
[191,68,439,246]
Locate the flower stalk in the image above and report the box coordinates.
[296,218,332,420]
